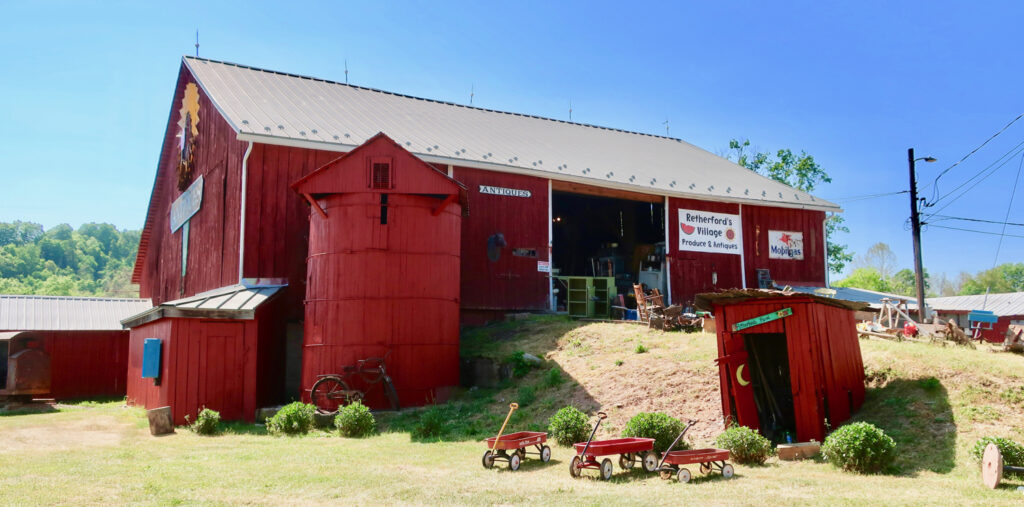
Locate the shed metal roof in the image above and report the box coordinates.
[183,56,840,212]
[788,286,919,310]
[0,295,152,331]
[927,292,1024,317]
[121,284,283,328]
[694,288,869,312]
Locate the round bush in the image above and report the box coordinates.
[716,425,773,465]
[267,402,316,436]
[548,406,590,446]
[189,407,221,436]
[971,436,1024,473]
[621,412,688,452]
[334,401,376,438]
[412,405,448,439]
[821,422,896,474]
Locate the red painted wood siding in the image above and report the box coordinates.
[32,330,128,399]
[453,167,550,312]
[126,317,263,425]
[667,197,744,306]
[137,63,247,304]
[713,298,864,442]
[742,205,826,287]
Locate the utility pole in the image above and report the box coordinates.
[908,148,936,322]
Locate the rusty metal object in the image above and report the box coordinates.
[4,349,50,395]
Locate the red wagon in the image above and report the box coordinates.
[569,412,658,480]
[659,448,734,483]
[482,431,551,471]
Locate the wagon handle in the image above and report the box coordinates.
[490,402,520,453]
[658,418,697,471]
[577,411,607,463]
[597,411,607,420]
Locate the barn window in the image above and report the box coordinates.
[380,194,388,225]
[371,160,392,189]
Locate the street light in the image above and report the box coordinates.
[908,148,937,322]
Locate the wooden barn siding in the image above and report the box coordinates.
[138,63,245,305]
[936,311,1021,343]
[452,167,550,312]
[742,205,826,287]
[714,298,864,442]
[126,317,261,425]
[243,143,340,320]
[667,197,744,307]
[39,330,129,399]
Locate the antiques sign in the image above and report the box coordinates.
[768,230,804,260]
[479,185,531,198]
[170,175,204,233]
[678,209,742,255]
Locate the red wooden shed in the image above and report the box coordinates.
[292,133,464,407]
[696,289,868,443]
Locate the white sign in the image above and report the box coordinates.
[768,230,804,260]
[479,185,531,198]
[537,260,550,273]
[170,175,204,233]
[677,209,742,255]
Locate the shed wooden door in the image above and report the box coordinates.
[196,322,245,421]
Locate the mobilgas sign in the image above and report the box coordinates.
[170,175,204,233]
[479,185,531,198]
[768,230,804,260]
[677,209,742,255]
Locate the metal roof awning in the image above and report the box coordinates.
[695,288,869,313]
[121,284,284,329]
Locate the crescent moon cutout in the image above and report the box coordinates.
[736,364,750,386]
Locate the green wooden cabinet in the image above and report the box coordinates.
[557,276,614,318]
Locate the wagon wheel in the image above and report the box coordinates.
[699,462,712,475]
[659,470,673,480]
[569,456,582,479]
[482,450,495,469]
[516,448,527,462]
[642,451,659,472]
[619,453,634,470]
[310,376,350,414]
[540,445,552,463]
[600,458,614,480]
[677,467,692,483]
[721,463,735,479]
[509,453,522,472]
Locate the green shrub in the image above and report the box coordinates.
[918,377,941,392]
[187,407,221,436]
[621,412,687,452]
[505,350,534,378]
[334,401,376,438]
[267,402,316,436]
[543,367,564,388]
[614,359,624,367]
[548,406,590,446]
[413,405,448,439]
[518,386,537,406]
[634,343,648,354]
[821,422,896,474]
[716,425,773,465]
[970,436,1024,473]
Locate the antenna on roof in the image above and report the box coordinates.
[195,30,199,57]
[663,118,670,136]
[470,84,474,106]
[344,60,349,84]
[569,99,573,121]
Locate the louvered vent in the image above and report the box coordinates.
[372,162,391,189]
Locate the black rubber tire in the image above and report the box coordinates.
[310,376,350,414]
[541,445,552,462]
[619,453,634,470]
[600,458,614,480]
[510,453,521,471]
[569,456,582,478]
[482,450,495,469]
[383,378,400,410]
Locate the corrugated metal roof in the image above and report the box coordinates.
[927,292,1024,317]
[0,295,152,331]
[694,288,869,312]
[183,56,840,212]
[120,284,283,328]
[788,286,919,310]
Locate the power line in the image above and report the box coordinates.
[925,143,1024,216]
[925,214,1024,228]
[926,112,1024,201]
[925,223,1024,239]
[990,151,1024,268]
[828,190,908,203]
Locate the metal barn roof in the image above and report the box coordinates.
[788,286,919,310]
[0,295,152,331]
[183,56,840,212]
[927,292,1024,317]
[121,284,283,328]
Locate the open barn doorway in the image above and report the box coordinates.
[742,332,797,443]
[551,188,665,317]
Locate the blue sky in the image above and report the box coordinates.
[1,1,1021,281]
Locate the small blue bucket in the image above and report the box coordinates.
[625,309,638,321]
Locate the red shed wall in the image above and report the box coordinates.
[742,205,826,287]
[31,330,128,399]
[452,167,550,316]
[667,197,744,306]
[137,64,247,305]
[126,317,262,425]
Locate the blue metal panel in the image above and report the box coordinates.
[142,338,162,379]
[969,310,999,324]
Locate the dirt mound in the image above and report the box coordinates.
[2,415,130,453]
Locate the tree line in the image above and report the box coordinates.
[0,221,140,297]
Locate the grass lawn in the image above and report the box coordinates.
[2,317,1024,505]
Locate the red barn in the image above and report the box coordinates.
[125,56,841,422]
[0,295,151,400]
[928,292,1024,343]
[696,290,867,443]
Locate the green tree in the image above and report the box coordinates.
[833,267,891,293]
[890,268,930,297]
[959,263,1024,295]
[727,139,851,273]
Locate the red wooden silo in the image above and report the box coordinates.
[292,133,464,408]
